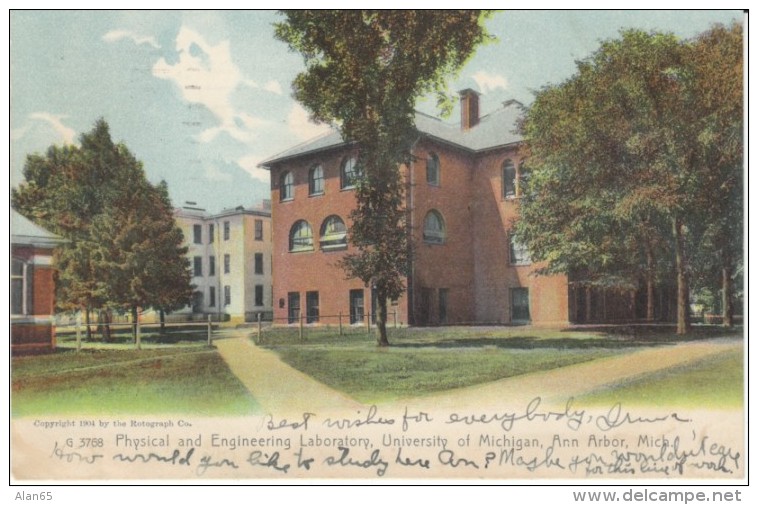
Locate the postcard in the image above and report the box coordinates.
[9,9,746,489]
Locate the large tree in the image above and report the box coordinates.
[275,10,491,345]
[12,119,193,338]
[516,26,742,335]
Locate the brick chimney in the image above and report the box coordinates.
[459,88,481,130]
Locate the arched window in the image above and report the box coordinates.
[289,220,314,252]
[341,156,358,189]
[11,258,26,315]
[309,164,324,195]
[423,210,446,244]
[280,171,294,201]
[502,160,516,198]
[426,152,440,186]
[320,215,347,250]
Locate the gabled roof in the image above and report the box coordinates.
[258,101,524,169]
[11,210,65,248]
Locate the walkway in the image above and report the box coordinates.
[214,330,742,414]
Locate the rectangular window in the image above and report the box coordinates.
[223,221,230,241]
[224,254,230,274]
[439,288,449,325]
[209,286,216,307]
[511,287,530,323]
[224,285,231,306]
[193,224,202,244]
[209,224,215,243]
[254,253,264,275]
[288,292,300,324]
[11,258,25,315]
[509,236,531,265]
[255,285,264,307]
[306,291,319,323]
[209,255,216,276]
[349,289,364,324]
[426,153,440,186]
[193,256,203,277]
[255,219,263,241]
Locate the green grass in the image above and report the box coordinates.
[12,347,260,417]
[578,347,744,408]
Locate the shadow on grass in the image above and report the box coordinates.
[560,324,742,343]
[390,336,658,350]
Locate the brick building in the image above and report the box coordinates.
[11,210,65,353]
[173,201,273,324]
[260,90,570,327]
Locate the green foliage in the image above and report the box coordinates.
[12,119,193,318]
[275,10,491,344]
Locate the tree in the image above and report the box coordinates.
[516,27,742,335]
[12,119,193,340]
[275,10,491,345]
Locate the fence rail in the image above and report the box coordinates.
[252,310,399,344]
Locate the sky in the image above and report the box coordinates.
[8,10,743,214]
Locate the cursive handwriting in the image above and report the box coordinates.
[324,446,389,476]
[196,454,239,476]
[261,412,314,431]
[323,405,395,430]
[447,397,587,432]
[596,403,691,432]
[50,441,103,464]
[113,448,194,466]
[246,450,291,474]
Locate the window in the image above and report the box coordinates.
[349,289,364,324]
[209,255,216,276]
[193,224,202,244]
[255,253,264,275]
[341,156,358,189]
[209,224,215,243]
[224,254,231,274]
[306,291,320,323]
[511,288,531,323]
[319,215,347,250]
[280,171,294,201]
[426,152,440,186]
[509,235,531,265]
[255,285,264,307]
[223,221,230,241]
[224,285,231,306]
[288,292,300,324]
[11,258,26,315]
[289,220,314,252]
[192,291,204,313]
[193,256,203,277]
[255,219,263,241]
[502,160,516,198]
[309,164,324,195]
[438,288,449,325]
[209,286,216,307]
[423,210,446,244]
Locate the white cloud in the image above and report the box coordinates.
[103,29,160,49]
[203,163,233,182]
[471,70,509,93]
[287,103,332,141]
[263,80,283,95]
[238,155,271,183]
[27,113,77,144]
[152,26,267,145]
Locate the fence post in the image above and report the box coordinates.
[393,309,397,329]
[76,313,82,353]
[257,313,262,345]
[207,315,212,346]
[135,311,142,350]
[366,312,370,334]
[339,311,343,336]
[299,313,304,341]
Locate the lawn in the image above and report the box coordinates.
[259,325,702,403]
[578,347,744,408]
[11,347,260,417]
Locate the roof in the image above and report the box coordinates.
[258,101,524,169]
[11,210,65,248]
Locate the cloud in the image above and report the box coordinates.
[238,155,271,183]
[263,80,283,95]
[152,26,267,145]
[471,70,509,93]
[203,163,233,182]
[25,113,77,144]
[287,103,332,141]
[103,29,160,49]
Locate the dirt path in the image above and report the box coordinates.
[214,330,741,413]
[213,331,363,415]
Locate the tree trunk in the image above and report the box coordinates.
[673,217,690,335]
[98,309,111,342]
[85,305,92,341]
[645,241,655,320]
[722,262,734,328]
[159,309,166,334]
[131,305,139,342]
[376,293,390,347]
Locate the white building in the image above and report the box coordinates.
[174,201,273,323]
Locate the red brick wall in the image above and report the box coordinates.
[11,244,57,353]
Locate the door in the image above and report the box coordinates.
[511,287,530,323]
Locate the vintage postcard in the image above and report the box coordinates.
[8,9,746,492]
